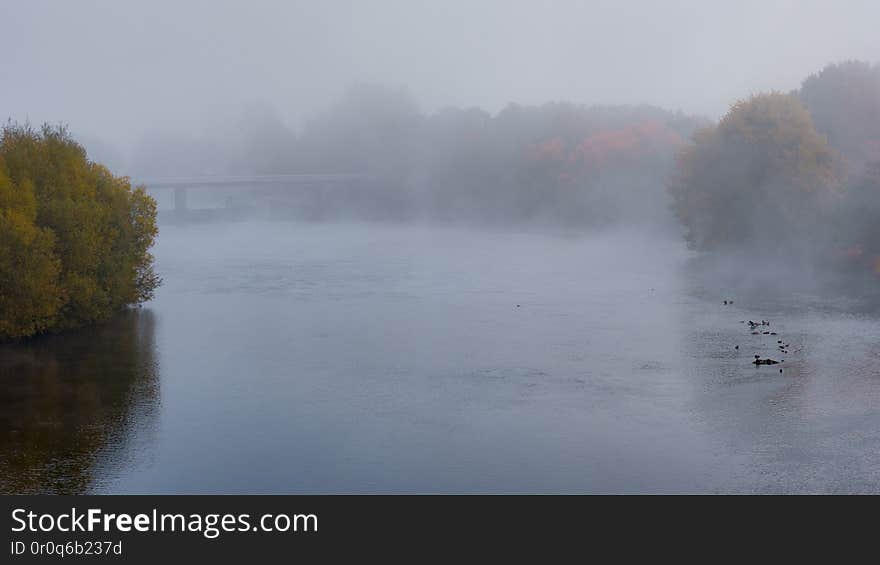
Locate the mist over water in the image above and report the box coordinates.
[5,220,880,493]
[3,2,880,495]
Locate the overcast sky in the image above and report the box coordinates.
[3,0,879,156]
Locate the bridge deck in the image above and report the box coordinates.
[137,173,371,189]
[138,173,375,213]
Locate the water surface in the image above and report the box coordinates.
[3,221,880,493]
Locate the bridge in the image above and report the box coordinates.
[136,174,374,215]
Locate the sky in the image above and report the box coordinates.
[2,0,879,157]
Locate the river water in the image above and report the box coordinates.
[3,220,880,493]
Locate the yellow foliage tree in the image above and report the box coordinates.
[669,93,843,251]
[0,124,159,339]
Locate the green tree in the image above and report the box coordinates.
[0,124,159,340]
[797,62,880,275]
[799,61,880,167]
[669,93,843,251]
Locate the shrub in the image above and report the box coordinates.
[0,124,159,339]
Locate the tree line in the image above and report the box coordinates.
[5,60,876,339]
[131,86,706,227]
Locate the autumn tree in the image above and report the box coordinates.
[669,93,843,251]
[519,120,687,226]
[0,159,61,337]
[0,124,159,340]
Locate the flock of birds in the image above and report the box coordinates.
[724,300,791,373]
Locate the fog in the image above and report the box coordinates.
[6,2,880,495]
[3,0,880,164]
[5,1,879,292]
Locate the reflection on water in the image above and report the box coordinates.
[5,221,880,492]
[677,275,880,493]
[0,310,159,494]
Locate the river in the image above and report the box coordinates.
[3,220,880,493]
